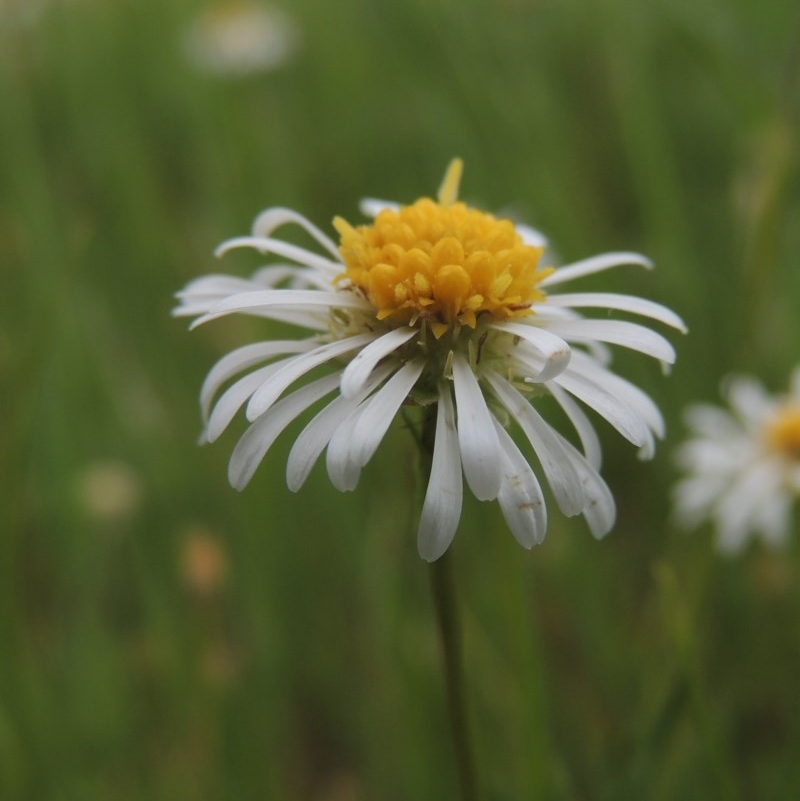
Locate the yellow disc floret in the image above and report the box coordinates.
[766,404,800,461]
[333,160,553,338]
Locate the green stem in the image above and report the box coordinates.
[429,552,480,801]
[417,404,481,801]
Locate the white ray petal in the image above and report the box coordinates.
[286,363,395,491]
[246,333,376,420]
[215,236,341,273]
[340,327,417,398]
[189,289,369,329]
[200,339,317,420]
[206,361,288,443]
[452,353,503,501]
[485,370,585,516]
[515,223,549,248]
[546,382,603,469]
[540,319,676,364]
[348,359,425,467]
[552,369,650,448]
[228,372,342,490]
[359,198,400,217]
[326,359,424,491]
[493,420,547,548]
[418,383,463,562]
[490,321,571,382]
[552,431,616,538]
[540,252,653,287]
[250,207,342,259]
[545,292,687,332]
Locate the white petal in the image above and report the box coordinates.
[340,327,416,398]
[286,363,395,491]
[452,353,503,501]
[418,383,463,562]
[485,370,585,516]
[246,333,377,420]
[545,292,687,332]
[540,319,676,364]
[489,321,571,382]
[250,207,342,259]
[348,359,425,468]
[515,223,549,248]
[189,289,369,329]
[215,235,341,273]
[552,431,616,538]
[493,420,547,548]
[227,372,341,490]
[724,375,773,428]
[200,339,317,419]
[206,361,288,442]
[551,369,650,448]
[546,382,603,469]
[540,252,653,288]
[359,198,400,217]
[326,359,424,491]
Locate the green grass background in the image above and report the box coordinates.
[2,0,800,798]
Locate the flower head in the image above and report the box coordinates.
[175,160,685,560]
[673,367,800,553]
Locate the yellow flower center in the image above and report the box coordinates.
[766,404,800,461]
[333,159,553,338]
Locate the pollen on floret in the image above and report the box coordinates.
[333,160,553,337]
[766,405,800,460]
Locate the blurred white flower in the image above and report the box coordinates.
[673,368,800,553]
[182,1,299,77]
[175,159,684,561]
[78,459,142,523]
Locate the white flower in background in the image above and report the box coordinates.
[182,1,298,77]
[175,160,684,561]
[673,368,800,553]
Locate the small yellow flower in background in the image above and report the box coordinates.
[673,367,800,553]
[180,529,230,596]
[182,1,299,77]
[175,160,684,560]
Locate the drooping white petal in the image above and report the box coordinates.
[552,431,616,538]
[348,359,425,468]
[551,369,650,449]
[539,319,676,364]
[418,383,463,562]
[485,370,585,516]
[493,420,547,548]
[489,321,571,382]
[540,252,653,288]
[340,327,417,398]
[326,359,424,491]
[173,275,265,316]
[228,372,342,490]
[215,236,341,273]
[545,292,687,332]
[546,382,603,469]
[246,333,377,420]
[286,363,395,491]
[189,289,370,329]
[250,207,342,260]
[452,353,503,501]
[206,361,289,443]
[200,339,317,420]
[250,264,332,290]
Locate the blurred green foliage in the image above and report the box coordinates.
[1,0,799,798]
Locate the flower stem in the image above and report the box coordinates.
[417,403,481,801]
[429,551,481,801]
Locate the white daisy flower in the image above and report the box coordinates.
[673,368,800,553]
[182,1,299,77]
[175,160,685,561]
